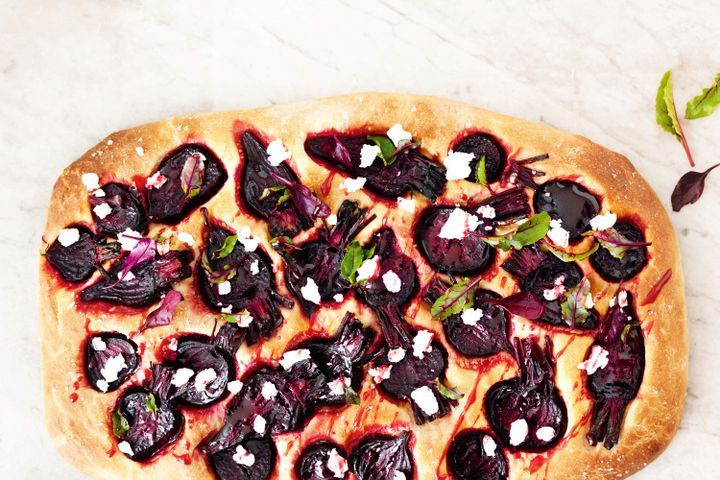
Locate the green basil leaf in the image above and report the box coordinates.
[146,393,158,414]
[430,277,478,322]
[544,241,599,262]
[560,278,593,328]
[366,135,396,165]
[112,409,130,437]
[685,73,720,119]
[344,386,361,405]
[474,155,487,186]
[212,235,238,260]
[435,378,464,400]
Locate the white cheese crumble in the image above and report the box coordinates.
[393,472,406,480]
[91,337,107,351]
[171,368,195,387]
[443,150,474,180]
[617,290,628,308]
[177,231,195,246]
[542,275,566,301]
[476,205,496,219]
[509,418,529,446]
[92,188,106,197]
[327,448,348,478]
[326,214,338,226]
[81,172,100,191]
[167,338,178,351]
[253,415,267,434]
[232,444,256,467]
[236,226,259,252]
[57,228,80,247]
[356,256,380,282]
[547,219,570,248]
[411,385,439,416]
[590,212,617,231]
[439,208,480,240]
[93,202,113,219]
[261,381,278,400]
[387,347,406,363]
[461,308,484,326]
[340,177,366,193]
[412,330,434,359]
[279,349,311,370]
[328,377,349,396]
[145,171,167,189]
[218,281,232,296]
[300,277,322,305]
[194,368,217,392]
[266,138,290,166]
[387,124,412,147]
[577,345,610,375]
[368,365,392,383]
[96,380,109,392]
[482,435,497,457]
[359,144,380,168]
[117,228,143,251]
[227,380,243,394]
[221,305,233,314]
[249,259,260,275]
[333,293,344,303]
[118,441,134,457]
[382,270,402,293]
[100,354,127,383]
[397,196,415,213]
[536,426,556,442]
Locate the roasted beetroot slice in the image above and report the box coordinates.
[209,435,277,480]
[447,429,508,480]
[81,250,192,308]
[85,332,139,393]
[296,440,349,480]
[415,206,495,275]
[276,200,373,315]
[89,183,148,236]
[586,291,645,449]
[113,365,184,461]
[305,134,446,201]
[355,228,419,309]
[350,431,414,480]
[240,131,328,238]
[485,337,568,452]
[454,133,507,184]
[147,144,227,224]
[45,226,120,283]
[533,180,600,241]
[589,222,649,282]
[198,220,292,344]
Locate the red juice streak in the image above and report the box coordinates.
[321,172,336,197]
[641,268,672,306]
[172,453,192,465]
[529,454,547,473]
[69,393,78,403]
[554,336,576,360]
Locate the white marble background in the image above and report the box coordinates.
[1,0,718,478]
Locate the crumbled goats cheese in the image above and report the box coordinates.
[482,435,497,456]
[300,278,322,305]
[397,196,415,213]
[359,144,381,168]
[93,189,106,197]
[439,208,481,240]
[589,211,617,231]
[81,172,100,191]
[333,293,344,303]
[617,290,628,308]
[356,256,380,282]
[542,275,566,301]
[232,444,255,467]
[279,349,311,370]
[382,270,402,293]
[145,171,167,189]
[261,381,278,400]
[509,418,529,446]
[387,347,406,363]
[368,365,392,383]
[341,177,366,193]
[577,345,610,375]
[328,377,350,396]
[443,150,474,180]
[91,337,107,351]
[100,354,127,384]
[177,231,195,247]
[236,226,259,252]
[218,281,232,296]
[227,380,243,394]
[253,415,267,434]
[327,448,348,478]
[476,205,496,219]
[393,472,406,480]
[536,426,556,442]
[171,368,195,387]
[117,228,143,251]
[250,259,260,275]
[461,308,484,326]
[411,385,439,416]
[547,219,570,248]
[118,441,134,457]
[266,139,290,167]
[386,123,412,147]
[93,203,113,220]
[194,368,218,392]
[326,214,338,226]
[57,228,80,247]
[412,330,434,359]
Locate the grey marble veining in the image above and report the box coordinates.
[1,0,718,478]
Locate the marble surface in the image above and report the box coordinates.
[1,0,718,478]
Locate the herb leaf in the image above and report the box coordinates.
[344,386,361,405]
[543,241,599,262]
[180,152,206,198]
[584,228,651,259]
[671,163,720,212]
[434,378,464,400]
[112,409,130,437]
[212,235,238,260]
[621,320,641,343]
[138,290,183,334]
[482,211,550,251]
[340,241,376,284]
[260,186,292,207]
[560,278,593,328]
[656,70,695,167]
[475,291,545,320]
[220,313,238,323]
[430,277,479,322]
[685,73,720,119]
[366,135,396,166]
[146,393,158,414]
[474,155,487,186]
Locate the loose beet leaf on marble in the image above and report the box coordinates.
[671,163,720,212]
[685,73,720,119]
[656,70,694,167]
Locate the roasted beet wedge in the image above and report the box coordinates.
[275,200,374,315]
[113,364,184,461]
[485,337,568,452]
[197,217,293,344]
[85,332,139,393]
[81,250,192,308]
[423,279,512,357]
[447,429,508,480]
[240,131,329,238]
[45,226,120,283]
[350,431,414,480]
[589,222,649,282]
[147,144,228,224]
[305,134,446,201]
[209,435,277,480]
[163,323,244,406]
[585,291,645,449]
[89,183,148,236]
[502,246,598,329]
[534,180,600,241]
[296,440,350,480]
[453,133,507,184]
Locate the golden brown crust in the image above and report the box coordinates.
[39,93,687,480]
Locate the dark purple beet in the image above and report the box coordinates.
[586,291,645,449]
[208,435,277,480]
[447,429,508,480]
[533,180,600,241]
[454,133,507,184]
[147,144,228,224]
[589,222,649,282]
[305,134,446,201]
[484,337,568,452]
[296,440,349,480]
[89,183,148,236]
[81,250,192,308]
[85,332,139,393]
[502,246,598,329]
[45,226,120,283]
[275,200,374,315]
[423,279,511,357]
[240,131,328,238]
[113,364,184,461]
[197,218,293,344]
[350,431,414,480]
